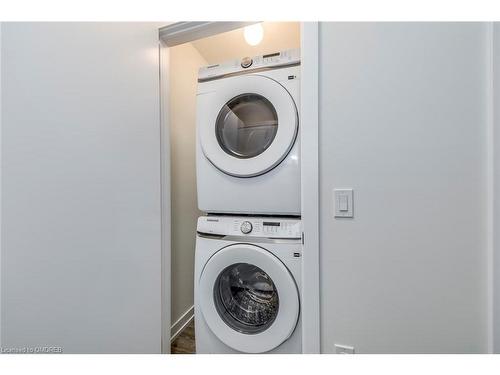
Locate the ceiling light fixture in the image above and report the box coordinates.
[244,23,264,46]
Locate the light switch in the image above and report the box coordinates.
[334,189,353,218]
[338,195,348,211]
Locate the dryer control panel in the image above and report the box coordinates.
[198,48,300,82]
[197,215,302,239]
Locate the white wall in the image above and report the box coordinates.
[1,22,163,353]
[169,43,205,328]
[319,23,489,353]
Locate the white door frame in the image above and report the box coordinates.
[159,37,171,354]
[492,21,500,354]
[299,22,320,353]
[158,21,321,353]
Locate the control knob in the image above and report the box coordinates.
[240,221,253,234]
[241,57,253,68]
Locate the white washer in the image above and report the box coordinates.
[195,215,302,353]
[196,49,301,215]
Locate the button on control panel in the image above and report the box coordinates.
[240,221,253,234]
[240,56,253,68]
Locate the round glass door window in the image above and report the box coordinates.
[215,94,278,159]
[214,262,279,334]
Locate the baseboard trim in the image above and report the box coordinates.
[170,305,194,343]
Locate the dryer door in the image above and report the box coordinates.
[198,244,300,353]
[198,74,298,177]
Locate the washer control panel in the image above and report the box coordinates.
[198,48,300,81]
[197,215,302,239]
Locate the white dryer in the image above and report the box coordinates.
[196,49,300,215]
[195,215,302,353]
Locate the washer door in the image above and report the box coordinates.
[198,244,300,353]
[199,74,298,177]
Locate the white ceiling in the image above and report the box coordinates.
[191,22,300,65]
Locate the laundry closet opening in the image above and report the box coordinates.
[166,22,301,354]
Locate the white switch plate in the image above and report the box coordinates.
[334,189,353,218]
[335,344,355,354]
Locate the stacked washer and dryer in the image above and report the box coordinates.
[194,49,302,353]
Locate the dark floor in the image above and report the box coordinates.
[171,320,196,354]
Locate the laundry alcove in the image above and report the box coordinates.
[159,21,320,354]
